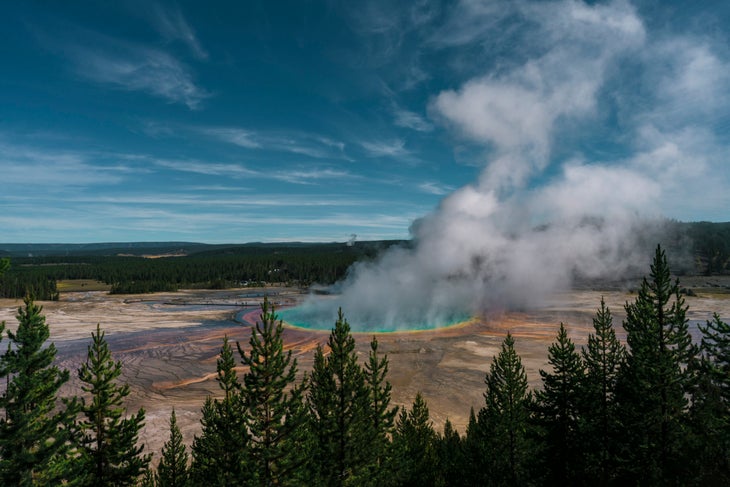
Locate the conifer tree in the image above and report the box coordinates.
[462,408,484,486]
[156,408,189,487]
[75,323,149,486]
[477,332,533,487]
[615,245,696,484]
[307,308,370,485]
[362,336,397,483]
[580,298,625,484]
[190,337,251,485]
[435,418,466,487]
[390,393,438,486]
[689,314,730,484]
[237,297,308,486]
[533,323,584,485]
[0,296,75,485]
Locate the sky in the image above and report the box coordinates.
[1,0,729,244]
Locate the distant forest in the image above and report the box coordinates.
[1,221,729,300]
[0,240,405,300]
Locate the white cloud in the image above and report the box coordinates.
[417,181,452,195]
[0,141,127,188]
[151,3,208,59]
[431,0,645,190]
[69,42,209,109]
[360,138,409,157]
[152,159,260,178]
[201,127,348,159]
[151,157,355,186]
[203,128,261,149]
[393,106,433,132]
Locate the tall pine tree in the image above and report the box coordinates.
[307,308,370,486]
[580,298,625,485]
[533,323,585,485]
[75,323,149,486]
[156,408,189,487]
[390,393,438,486]
[190,337,251,485]
[689,314,730,485]
[476,332,533,487]
[615,245,696,484]
[435,418,466,487]
[362,336,397,484]
[237,296,309,486]
[0,297,75,485]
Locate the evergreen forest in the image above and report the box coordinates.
[0,241,405,300]
[0,246,729,485]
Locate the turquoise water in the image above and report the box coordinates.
[278,306,470,333]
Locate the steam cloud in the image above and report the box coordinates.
[286,0,730,331]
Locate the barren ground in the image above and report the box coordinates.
[1,276,729,462]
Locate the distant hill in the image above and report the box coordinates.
[0,240,407,258]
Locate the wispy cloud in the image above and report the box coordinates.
[151,158,355,185]
[201,127,348,159]
[360,138,409,157]
[418,181,453,196]
[393,106,433,132]
[0,141,129,188]
[153,159,260,178]
[274,168,356,185]
[203,128,261,149]
[150,3,208,59]
[69,193,378,208]
[67,40,209,109]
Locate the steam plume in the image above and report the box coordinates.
[286,0,728,331]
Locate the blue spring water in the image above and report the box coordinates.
[277,306,470,333]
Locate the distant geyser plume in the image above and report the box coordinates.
[285,0,728,331]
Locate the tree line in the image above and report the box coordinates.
[0,246,729,485]
[1,221,729,301]
[0,243,379,300]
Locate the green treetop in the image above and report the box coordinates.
[156,408,189,487]
[237,297,308,486]
[616,245,696,484]
[0,297,74,486]
[75,323,150,486]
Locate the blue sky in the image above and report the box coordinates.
[2,0,729,243]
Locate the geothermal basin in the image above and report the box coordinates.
[1,277,729,461]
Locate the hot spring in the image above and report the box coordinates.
[277,296,470,333]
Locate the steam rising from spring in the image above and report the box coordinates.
[283,0,721,331]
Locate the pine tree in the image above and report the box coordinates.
[615,245,696,484]
[390,393,438,486]
[462,408,484,486]
[237,296,308,486]
[190,337,251,486]
[477,332,533,487]
[0,296,75,485]
[362,336,397,484]
[533,323,584,485]
[307,308,370,486]
[156,409,189,487]
[689,314,730,485]
[580,298,625,485]
[75,323,150,486]
[435,418,466,487]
